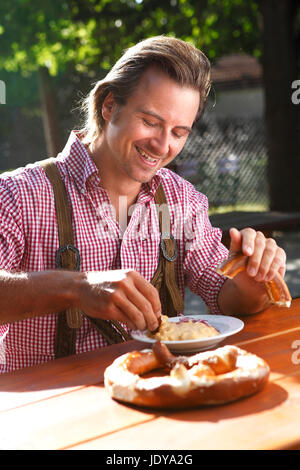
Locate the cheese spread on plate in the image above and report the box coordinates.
[148,315,219,341]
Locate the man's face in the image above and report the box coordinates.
[101,67,200,185]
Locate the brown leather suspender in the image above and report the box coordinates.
[40,158,82,358]
[40,158,183,358]
[151,184,184,317]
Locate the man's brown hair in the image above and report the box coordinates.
[80,35,211,144]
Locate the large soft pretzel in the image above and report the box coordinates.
[217,253,291,308]
[104,341,270,409]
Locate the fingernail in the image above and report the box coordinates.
[245,246,253,256]
[150,321,159,333]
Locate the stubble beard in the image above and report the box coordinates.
[122,158,160,185]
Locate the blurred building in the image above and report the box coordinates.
[209,54,264,118]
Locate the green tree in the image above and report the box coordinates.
[0,0,262,155]
[0,0,103,156]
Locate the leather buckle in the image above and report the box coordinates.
[160,233,178,262]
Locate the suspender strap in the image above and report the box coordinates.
[40,158,83,330]
[83,317,131,344]
[151,184,184,317]
[39,158,130,358]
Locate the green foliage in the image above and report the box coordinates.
[0,0,262,118]
[0,0,100,76]
[0,0,262,78]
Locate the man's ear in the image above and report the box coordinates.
[102,91,116,122]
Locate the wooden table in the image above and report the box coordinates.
[1,299,300,451]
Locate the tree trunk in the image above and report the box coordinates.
[38,67,63,157]
[260,0,300,211]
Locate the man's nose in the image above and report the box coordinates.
[149,130,170,158]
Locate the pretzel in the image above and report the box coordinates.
[217,253,291,308]
[104,341,270,409]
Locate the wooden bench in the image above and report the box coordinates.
[209,211,300,248]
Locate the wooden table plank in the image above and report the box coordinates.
[235,328,300,380]
[0,341,145,412]
[229,302,300,344]
[71,373,300,450]
[0,384,159,450]
[0,341,141,391]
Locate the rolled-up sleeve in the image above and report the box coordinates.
[0,176,25,339]
[0,177,25,270]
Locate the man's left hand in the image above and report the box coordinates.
[229,227,286,282]
[218,227,287,316]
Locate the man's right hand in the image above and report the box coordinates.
[76,269,162,332]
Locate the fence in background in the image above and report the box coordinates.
[175,115,268,210]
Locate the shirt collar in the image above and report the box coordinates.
[56,131,99,194]
[56,130,163,198]
[139,173,162,203]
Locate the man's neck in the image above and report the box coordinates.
[87,139,142,223]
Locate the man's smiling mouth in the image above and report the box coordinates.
[136,146,159,165]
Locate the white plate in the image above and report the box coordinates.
[131,315,244,353]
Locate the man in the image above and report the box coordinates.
[0,36,286,372]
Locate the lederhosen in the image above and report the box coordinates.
[39,158,184,358]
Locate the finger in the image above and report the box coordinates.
[86,288,139,330]
[109,288,149,330]
[265,246,287,282]
[133,274,162,318]
[125,287,160,332]
[278,265,286,279]
[240,228,258,257]
[246,231,266,278]
[229,227,242,254]
[104,303,137,331]
[253,237,277,281]
[229,227,256,257]
[113,274,161,331]
[126,271,162,318]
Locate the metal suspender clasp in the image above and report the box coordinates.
[56,244,81,270]
[160,232,178,262]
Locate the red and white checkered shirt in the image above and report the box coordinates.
[0,131,228,372]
